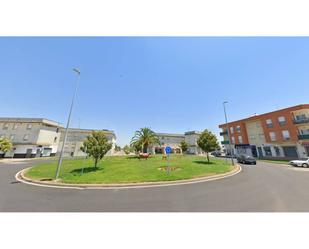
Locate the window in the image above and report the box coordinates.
[300,129,309,135]
[282,130,290,140]
[274,146,281,156]
[249,135,256,140]
[23,134,29,141]
[266,119,273,128]
[259,134,265,140]
[269,132,277,141]
[236,125,241,133]
[278,116,286,127]
[3,123,9,130]
[296,114,307,120]
[264,146,272,156]
[231,136,235,144]
[26,124,32,130]
[13,123,19,130]
[238,135,243,144]
[10,134,15,141]
[230,127,234,134]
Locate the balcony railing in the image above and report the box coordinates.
[298,134,309,140]
[220,131,228,136]
[293,118,309,124]
[221,140,230,145]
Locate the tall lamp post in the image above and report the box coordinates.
[55,68,81,179]
[223,101,234,165]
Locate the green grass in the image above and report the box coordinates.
[25,155,234,184]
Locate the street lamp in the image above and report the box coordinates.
[223,101,234,166]
[55,68,81,179]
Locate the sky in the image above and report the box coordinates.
[1,37,309,146]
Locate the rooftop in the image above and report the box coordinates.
[0,117,61,127]
[155,132,185,138]
[219,104,309,128]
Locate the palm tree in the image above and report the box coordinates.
[130,127,160,153]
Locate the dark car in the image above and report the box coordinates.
[211,151,221,157]
[237,154,256,165]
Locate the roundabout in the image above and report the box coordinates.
[3,158,309,211]
[15,155,240,189]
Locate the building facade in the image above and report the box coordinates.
[149,131,203,155]
[219,104,309,159]
[0,118,61,158]
[57,128,116,157]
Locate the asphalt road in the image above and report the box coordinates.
[1,159,309,211]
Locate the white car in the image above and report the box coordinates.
[289,157,309,167]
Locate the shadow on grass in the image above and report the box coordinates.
[126,156,140,160]
[70,166,104,174]
[193,160,215,165]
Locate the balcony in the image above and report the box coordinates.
[221,140,230,145]
[220,131,228,136]
[293,118,309,125]
[298,134,309,140]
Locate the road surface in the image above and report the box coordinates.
[1,159,309,211]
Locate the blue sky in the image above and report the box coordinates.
[1,37,309,146]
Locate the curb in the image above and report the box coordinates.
[16,164,242,190]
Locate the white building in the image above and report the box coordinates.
[57,128,116,157]
[149,131,203,155]
[0,118,61,158]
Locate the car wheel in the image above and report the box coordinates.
[302,163,309,168]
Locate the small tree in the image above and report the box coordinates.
[197,129,219,163]
[123,145,131,155]
[114,144,121,152]
[0,138,13,154]
[130,140,143,154]
[81,131,112,169]
[179,140,188,154]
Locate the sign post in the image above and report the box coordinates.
[165,146,172,175]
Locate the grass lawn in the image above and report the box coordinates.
[25,155,234,184]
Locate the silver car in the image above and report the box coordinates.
[289,157,309,167]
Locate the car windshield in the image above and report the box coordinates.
[300,157,309,161]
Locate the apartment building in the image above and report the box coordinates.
[57,128,116,157]
[149,131,203,155]
[219,104,309,159]
[0,118,61,158]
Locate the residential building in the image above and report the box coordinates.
[149,131,203,155]
[57,128,116,157]
[0,118,61,158]
[219,104,309,159]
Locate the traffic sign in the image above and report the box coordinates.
[165,146,172,154]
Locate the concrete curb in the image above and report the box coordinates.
[16,164,242,190]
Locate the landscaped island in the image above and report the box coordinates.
[24,155,234,184]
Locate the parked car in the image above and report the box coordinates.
[289,157,309,167]
[211,151,221,157]
[236,154,256,165]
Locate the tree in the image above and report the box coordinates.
[197,129,220,163]
[130,127,160,153]
[114,144,121,152]
[81,131,112,169]
[130,140,143,154]
[123,145,131,155]
[179,140,188,154]
[0,138,13,154]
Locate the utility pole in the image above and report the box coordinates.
[223,101,234,165]
[55,68,80,179]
